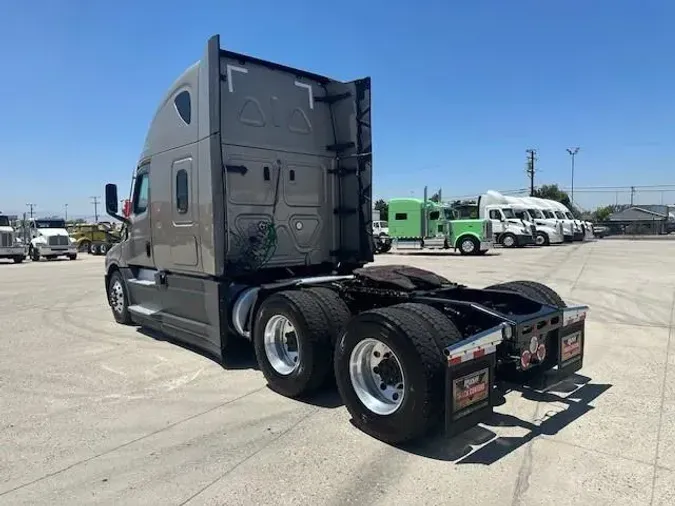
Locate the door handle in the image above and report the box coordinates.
[145,242,151,257]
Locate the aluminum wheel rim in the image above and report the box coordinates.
[503,236,515,247]
[100,244,107,253]
[349,338,405,416]
[110,280,125,314]
[264,315,300,375]
[462,239,475,253]
[536,234,545,245]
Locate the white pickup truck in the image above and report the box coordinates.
[0,215,27,263]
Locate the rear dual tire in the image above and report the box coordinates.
[335,304,461,444]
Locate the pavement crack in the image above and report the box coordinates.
[649,288,675,505]
[0,386,267,498]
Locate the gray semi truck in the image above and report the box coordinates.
[103,35,589,444]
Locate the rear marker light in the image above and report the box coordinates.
[529,336,538,353]
[520,350,532,369]
[536,343,546,362]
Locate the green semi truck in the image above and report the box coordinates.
[388,194,493,255]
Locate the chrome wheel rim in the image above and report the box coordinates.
[503,236,515,247]
[536,234,545,245]
[349,338,405,416]
[462,239,475,253]
[264,315,300,375]
[110,280,125,314]
[100,244,107,254]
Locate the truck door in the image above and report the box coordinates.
[488,209,504,235]
[127,163,154,268]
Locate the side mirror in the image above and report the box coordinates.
[105,184,119,215]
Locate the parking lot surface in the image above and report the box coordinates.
[1,240,674,506]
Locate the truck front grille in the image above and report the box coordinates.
[0,232,11,247]
[48,235,69,246]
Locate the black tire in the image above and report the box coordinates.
[108,270,133,324]
[13,256,24,264]
[79,240,91,253]
[68,254,77,261]
[500,233,517,248]
[99,243,108,255]
[485,280,567,308]
[379,242,392,254]
[458,235,480,256]
[29,246,39,262]
[90,243,100,255]
[304,287,352,346]
[393,303,463,353]
[535,232,550,246]
[334,306,447,444]
[253,290,332,398]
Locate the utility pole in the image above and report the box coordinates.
[630,186,635,206]
[566,147,580,204]
[525,149,537,196]
[90,196,101,223]
[64,204,68,221]
[26,203,35,219]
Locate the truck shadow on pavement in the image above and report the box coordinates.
[400,374,612,463]
[136,327,344,408]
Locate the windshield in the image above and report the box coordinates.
[565,212,574,220]
[528,208,544,219]
[35,220,66,229]
[379,221,388,228]
[554,211,566,219]
[543,210,555,219]
[502,208,516,219]
[0,216,9,227]
[514,209,531,221]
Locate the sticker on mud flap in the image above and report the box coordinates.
[561,332,582,363]
[452,367,489,416]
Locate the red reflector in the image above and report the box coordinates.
[473,348,486,359]
[449,356,462,366]
[520,350,532,369]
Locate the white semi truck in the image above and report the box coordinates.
[548,201,585,241]
[26,218,78,261]
[0,215,27,263]
[101,35,590,444]
[503,196,564,246]
[473,190,536,248]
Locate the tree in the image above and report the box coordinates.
[374,199,388,221]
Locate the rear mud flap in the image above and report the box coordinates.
[522,304,589,391]
[444,324,505,437]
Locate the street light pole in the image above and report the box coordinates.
[64,204,68,221]
[566,147,580,204]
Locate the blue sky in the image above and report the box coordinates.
[0,0,674,218]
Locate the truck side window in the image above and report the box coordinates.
[489,210,501,220]
[133,173,150,215]
[394,213,407,220]
[174,90,191,125]
[429,211,440,220]
[176,169,189,213]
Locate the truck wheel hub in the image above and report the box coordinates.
[264,315,300,376]
[349,338,405,416]
[110,281,125,314]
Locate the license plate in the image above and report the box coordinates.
[452,367,489,413]
[561,331,582,362]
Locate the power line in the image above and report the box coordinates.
[25,203,36,219]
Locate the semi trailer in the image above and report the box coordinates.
[103,35,589,444]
